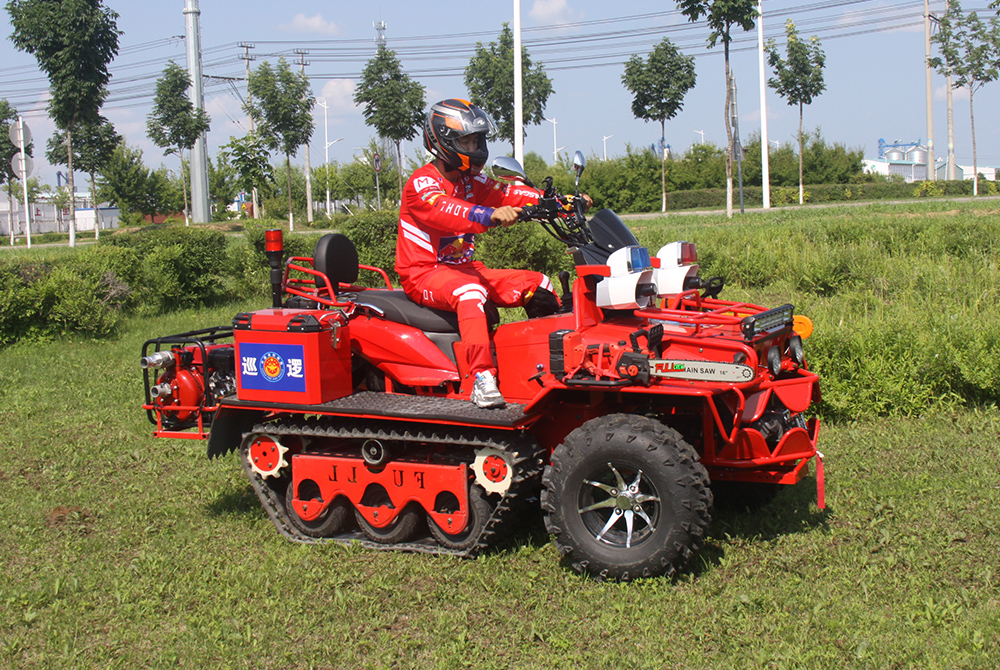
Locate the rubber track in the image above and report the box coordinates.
[239,416,545,558]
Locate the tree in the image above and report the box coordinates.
[766,20,826,205]
[930,1,1000,196]
[208,152,239,219]
[464,23,554,150]
[46,117,121,237]
[354,45,425,197]
[245,58,315,229]
[147,61,212,225]
[7,0,121,245]
[622,38,697,212]
[98,143,177,219]
[222,132,274,219]
[676,0,758,218]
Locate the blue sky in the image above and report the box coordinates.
[2,0,998,187]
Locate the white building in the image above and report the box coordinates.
[0,192,120,238]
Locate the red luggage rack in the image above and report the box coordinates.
[282,255,393,309]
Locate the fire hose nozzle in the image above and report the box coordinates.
[150,382,173,399]
[141,351,176,369]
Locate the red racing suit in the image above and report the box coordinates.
[396,163,552,378]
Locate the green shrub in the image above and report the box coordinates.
[0,256,128,344]
[99,226,233,311]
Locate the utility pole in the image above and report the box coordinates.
[183,0,211,223]
[757,0,771,208]
[374,20,387,48]
[924,0,936,180]
[294,49,314,223]
[513,0,524,165]
[239,42,260,219]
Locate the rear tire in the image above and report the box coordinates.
[541,414,712,581]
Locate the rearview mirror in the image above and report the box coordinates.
[573,151,586,191]
[491,156,527,182]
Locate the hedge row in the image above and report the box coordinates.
[665,179,988,211]
[0,225,312,345]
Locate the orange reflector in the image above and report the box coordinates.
[793,315,814,339]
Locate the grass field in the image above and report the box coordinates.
[2,201,1000,669]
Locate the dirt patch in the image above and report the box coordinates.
[46,505,95,535]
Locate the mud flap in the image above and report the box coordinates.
[207,406,266,459]
[815,451,826,510]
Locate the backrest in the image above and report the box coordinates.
[313,233,359,294]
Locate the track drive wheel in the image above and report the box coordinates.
[355,504,422,544]
[426,483,492,551]
[541,414,713,582]
[284,480,351,538]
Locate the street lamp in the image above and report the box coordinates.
[693,129,705,144]
[602,134,614,160]
[317,98,344,217]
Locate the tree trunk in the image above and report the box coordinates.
[970,88,977,197]
[67,128,76,247]
[798,102,805,205]
[286,153,294,231]
[396,139,404,204]
[723,41,734,219]
[661,118,667,213]
[180,148,190,225]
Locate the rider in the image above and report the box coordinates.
[396,98,561,408]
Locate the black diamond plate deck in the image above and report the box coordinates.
[220,391,530,428]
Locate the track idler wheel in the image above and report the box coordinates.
[284,480,351,538]
[426,484,492,551]
[355,504,422,544]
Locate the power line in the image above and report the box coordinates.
[3,1,977,119]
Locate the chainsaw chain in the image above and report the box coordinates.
[239,416,545,558]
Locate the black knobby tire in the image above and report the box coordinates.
[355,504,423,544]
[284,480,351,538]
[426,483,493,551]
[541,414,713,581]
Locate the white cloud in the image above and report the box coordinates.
[935,82,969,103]
[279,13,340,36]
[529,0,578,24]
[319,79,360,113]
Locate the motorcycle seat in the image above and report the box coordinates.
[313,233,498,334]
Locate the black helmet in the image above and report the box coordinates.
[423,99,497,173]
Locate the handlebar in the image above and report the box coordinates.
[517,192,593,249]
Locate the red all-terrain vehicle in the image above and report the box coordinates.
[141,153,822,581]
